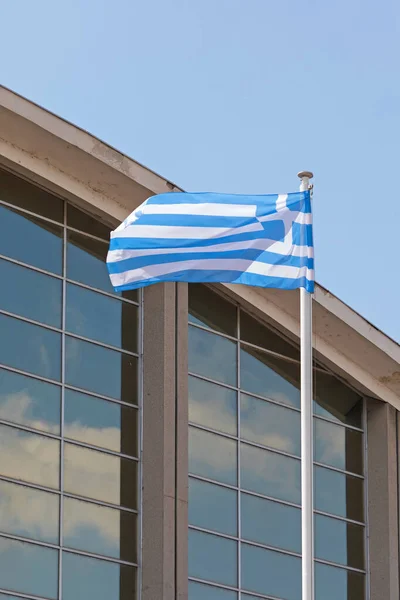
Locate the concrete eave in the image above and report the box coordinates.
[1,85,399,408]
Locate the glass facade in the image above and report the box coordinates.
[188,284,366,600]
[0,169,141,600]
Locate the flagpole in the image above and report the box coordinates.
[298,170,314,600]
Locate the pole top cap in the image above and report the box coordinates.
[297,171,314,180]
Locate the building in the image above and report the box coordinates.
[0,85,399,600]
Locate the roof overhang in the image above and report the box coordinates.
[1,85,399,408]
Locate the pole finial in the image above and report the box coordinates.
[297,171,314,180]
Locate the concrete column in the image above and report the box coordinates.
[141,282,188,600]
[367,399,399,600]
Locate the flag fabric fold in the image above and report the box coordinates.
[107,190,314,293]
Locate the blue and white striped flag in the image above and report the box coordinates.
[107,191,314,293]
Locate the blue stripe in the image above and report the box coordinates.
[112,269,314,293]
[110,225,291,252]
[107,248,314,275]
[132,214,259,228]
[292,223,313,247]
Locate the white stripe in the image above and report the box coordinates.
[140,203,257,217]
[110,259,313,288]
[276,194,288,211]
[111,221,264,240]
[107,236,313,264]
[295,212,312,225]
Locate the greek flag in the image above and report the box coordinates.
[107,191,314,293]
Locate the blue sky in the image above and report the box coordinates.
[1,0,400,341]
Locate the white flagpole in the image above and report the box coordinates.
[298,170,314,600]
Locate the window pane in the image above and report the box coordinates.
[240,347,300,408]
[313,370,363,428]
[188,529,237,587]
[0,480,59,544]
[64,389,138,456]
[0,205,63,274]
[189,581,237,600]
[315,514,364,570]
[189,326,237,386]
[240,393,300,456]
[189,376,237,436]
[241,493,301,553]
[67,231,115,295]
[189,478,237,536]
[188,284,237,336]
[314,466,364,522]
[63,497,137,562]
[240,310,299,361]
[65,337,138,403]
[241,443,300,504]
[0,536,58,599]
[0,314,61,380]
[0,259,62,327]
[314,419,363,475]
[0,167,63,221]
[0,369,60,434]
[64,443,137,509]
[62,552,137,600]
[189,427,237,486]
[67,204,111,241]
[315,563,365,600]
[241,543,301,600]
[66,283,138,352]
[0,424,59,488]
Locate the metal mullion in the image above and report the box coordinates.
[0,419,61,440]
[137,287,144,598]
[65,277,140,306]
[363,398,370,600]
[0,253,63,280]
[0,588,49,600]
[0,199,63,227]
[313,557,366,574]
[0,309,63,334]
[313,509,365,527]
[59,201,67,600]
[313,412,364,433]
[236,306,242,599]
[0,531,59,551]
[0,363,62,387]
[313,461,365,480]
[63,438,139,462]
[61,547,138,568]
[63,383,139,409]
[65,225,110,245]
[64,331,139,358]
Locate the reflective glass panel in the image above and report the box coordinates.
[240,346,300,408]
[189,581,237,599]
[63,497,137,562]
[62,551,137,600]
[0,369,60,434]
[314,419,363,475]
[314,466,364,522]
[189,427,237,486]
[188,284,237,336]
[240,311,299,361]
[64,389,138,456]
[66,283,138,352]
[0,314,61,380]
[189,326,237,386]
[189,376,237,436]
[241,493,301,553]
[240,393,300,455]
[315,563,365,600]
[0,259,62,327]
[241,543,301,600]
[315,514,364,570]
[188,529,237,587]
[0,480,59,544]
[0,536,58,599]
[313,370,363,428]
[241,443,300,504]
[0,424,59,488]
[189,478,237,536]
[67,231,116,295]
[65,336,138,402]
[0,204,63,274]
[67,204,111,241]
[0,167,63,221]
[64,443,137,509]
